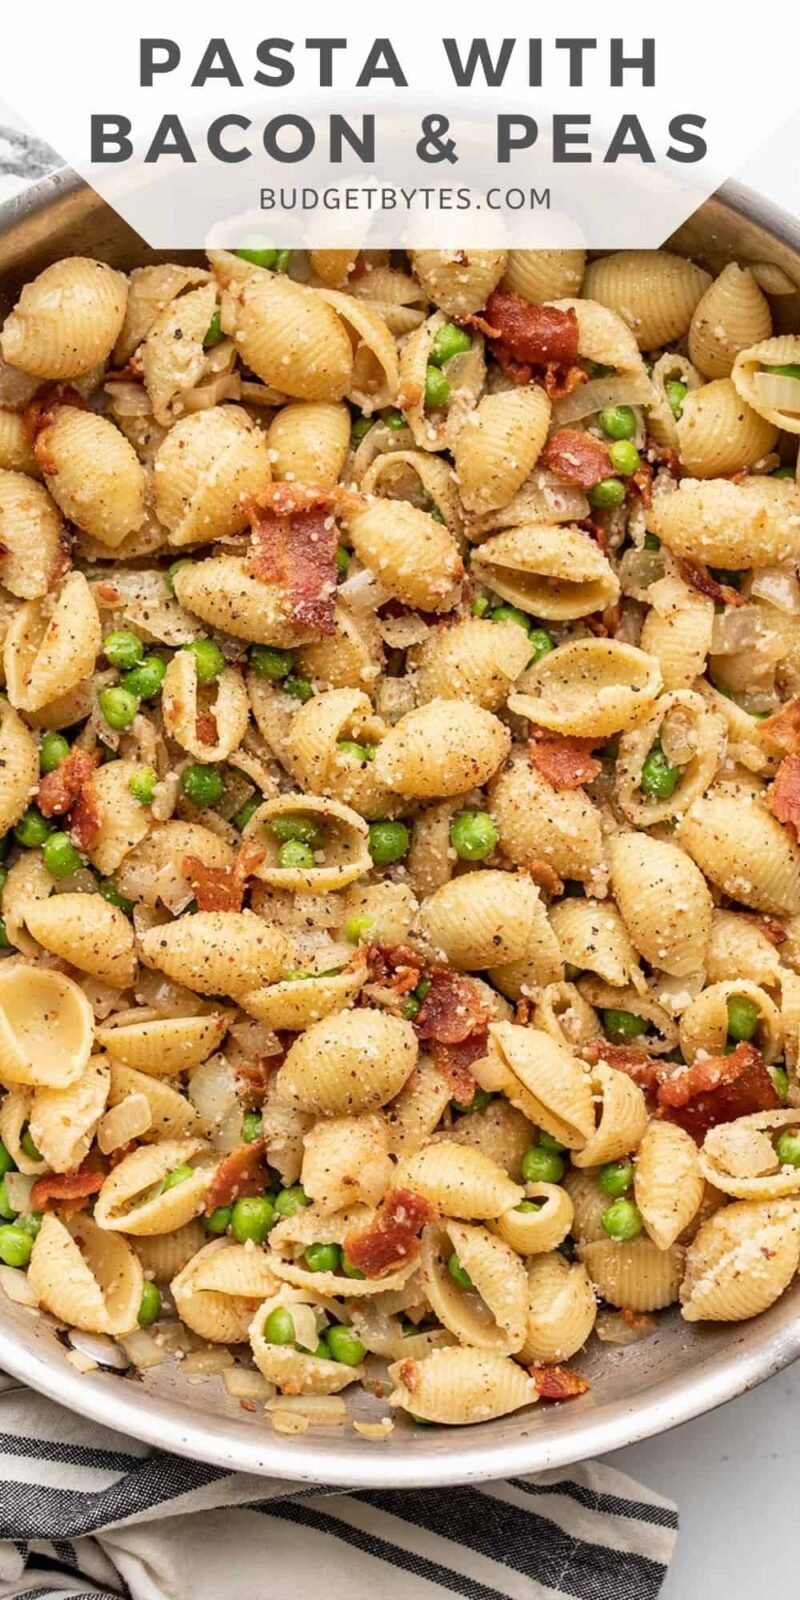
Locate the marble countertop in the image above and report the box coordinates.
[0,109,797,1599]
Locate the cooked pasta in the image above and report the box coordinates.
[0,236,799,1435]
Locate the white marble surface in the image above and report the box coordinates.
[0,101,797,1600]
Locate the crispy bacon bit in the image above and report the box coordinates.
[681,558,745,609]
[247,485,338,636]
[540,429,610,489]
[580,1040,663,1100]
[528,730,601,790]
[236,1055,280,1110]
[485,292,579,371]
[343,1188,435,1279]
[204,1141,270,1212]
[530,1364,590,1401]
[30,1164,104,1212]
[543,364,588,401]
[105,352,144,383]
[630,462,654,508]
[761,699,800,756]
[183,842,265,914]
[583,603,621,639]
[24,384,90,443]
[366,942,423,998]
[429,1034,489,1105]
[526,859,564,898]
[767,753,800,839]
[70,783,101,851]
[657,1041,780,1142]
[195,710,218,746]
[37,747,100,818]
[415,968,490,1046]
[397,1358,420,1395]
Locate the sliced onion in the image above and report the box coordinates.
[754,372,800,416]
[105,381,151,416]
[223,1366,275,1400]
[183,374,242,413]
[377,613,430,649]
[711,606,767,655]
[661,707,697,766]
[183,1346,235,1375]
[266,1393,347,1424]
[619,545,666,600]
[120,1328,166,1368]
[750,564,800,615]
[4,1172,34,1212]
[338,565,391,613]
[0,1263,37,1305]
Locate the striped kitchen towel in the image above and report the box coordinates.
[0,1377,677,1600]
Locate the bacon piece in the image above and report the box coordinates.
[70,783,101,851]
[528,730,601,790]
[37,747,100,818]
[530,1364,590,1401]
[761,699,800,756]
[740,911,786,947]
[195,710,218,746]
[235,1055,280,1110]
[485,293,579,370]
[343,1187,435,1279]
[247,485,338,636]
[630,462,654,508]
[204,1140,270,1212]
[366,942,424,999]
[681,558,745,609]
[540,429,610,490]
[415,968,490,1047]
[767,754,800,840]
[526,859,564,898]
[397,1357,420,1395]
[543,364,588,401]
[30,1164,104,1213]
[580,1040,663,1100]
[183,842,265,913]
[429,1032,490,1105]
[583,603,621,639]
[656,1041,780,1142]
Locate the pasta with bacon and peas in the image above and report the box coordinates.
[0,243,799,1431]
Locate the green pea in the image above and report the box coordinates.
[0,1180,17,1221]
[0,918,11,952]
[129,766,158,805]
[233,795,261,832]
[250,645,294,681]
[538,1131,567,1154]
[204,1205,233,1235]
[304,1242,342,1273]
[602,1008,648,1043]
[521,1145,565,1184]
[0,1140,15,1179]
[402,996,420,1020]
[429,504,446,524]
[278,839,316,870]
[665,380,688,419]
[490,604,530,632]
[234,245,278,268]
[337,740,375,762]
[772,1066,790,1104]
[43,832,82,880]
[447,1253,474,1291]
[528,627,555,664]
[640,742,681,800]
[598,1160,634,1198]
[231,1194,275,1243]
[341,1256,366,1280]
[203,309,223,348]
[138,1281,162,1326]
[767,363,800,380]
[274,250,292,273]
[451,1087,493,1115]
[273,1185,308,1218]
[122,656,166,701]
[99,880,134,914]
[588,361,615,379]
[515,1199,544,1214]
[98,686,139,731]
[424,365,450,410]
[162,1164,193,1191]
[264,1306,296,1344]
[588,477,626,509]
[39,731,69,773]
[416,977,431,1001]
[429,323,472,367]
[471,595,490,617]
[15,1211,41,1238]
[598,405,636,441]
[368,820,409,865]
[103,629,144,671]
[345,914,374,944]
[182,765,224,808]
[601,1198,643,1241]
[608,440,641,477]
[269,814,324,848]
[726,994,761,1042]
[644,532,661,551]
[0,1226,32,1269]
[283,675,314,703]
[242,1111,262,1144]
[165,559,193,596]
[20,1128,42,1162]
[776,1130,800,1167]
[14,807,52,848]
[182,638,226,685]
[336,545,350,580]
[382,409,407,430]
[772,466,796,480]
[324,1323,367,1365]
[351,417,375,443]
[450,809,499,862]
[309,1338,331,1359]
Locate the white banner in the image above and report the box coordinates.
[1,0,798,248]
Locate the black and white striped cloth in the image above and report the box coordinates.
[0,1376,677,1600]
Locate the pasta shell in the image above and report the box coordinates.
[343,499,463,613]
[501,250,586,302]
[374,700,510,798]
[317,291,399,413]
[0,470,65,598]
[479,1023,595,1150]
[679,980,782,1065]
[115,820,234,911]
[295,602,384,692]
[421,1221,528,1353]
[142,282,220,426]
[608,831,712,978]
[680,1198,800,1321]
[550,898,640,989]
[282,687,394,820]
[28,1212,143,1336]
[223,273,353,401]
[388,1346,538,1425]
[133,1220,207,1283]
[24,894,136,988]
[639,576,714,692]
[676,379,778,477]
[93,1137,212,1235]
[250,1291,363,1394]
[162,653,249,763]
[616,689,725,826]
[114,263,210,365]
[241,960,366,1033]
[572,1064,648,1168]
[83,759,153,878]
[698,1110,800,1201]
[398,313,486,453]
[519,1252,597,1363]
[172,1237,279,1344]
[276,1009,417,1115]
[582,251,711,349]
[1,258,127,379]
[244,793,371,893]
[492,1181,573,1255]
[300,1113,393,1212]
[382,1057,452,1158]
[96,1010,229,1076]
[410,251,508,316]
[107,1062,199,1141]
[647,477,800,567]
[689,264,772,379]
[29,1054,110,1173]
[0,966,93,1088]
[678,787,800,917]
[732,335,800,434]
[154,406,271,546]
[551,297,656,426]
[510,638,662,738]
[139,911,288,999]
[394,1141,523,1218]
[267,402,350,488]
[441,1097,533,1180]
[0,700,39,836]
[0,408,40,475]
[490,748,604,884]
[173,554,316,647]
[4,572,101,713]
[634,1121,704,1249]
[266,1204,418,1298]
[410,617,531,711]
[580,1237,684,1311]
[471,522,620,621]
[454,388,551,514]
[39,409,145,548]
[414,869,560,976]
